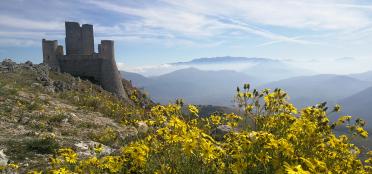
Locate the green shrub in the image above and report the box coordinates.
[26,137,60,154]
[47,112,68,125]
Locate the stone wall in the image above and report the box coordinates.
[58,54,126,98]
[58,55,103,84]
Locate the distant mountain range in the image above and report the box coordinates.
[259,74,372,108]
[171,56,313,81]
[122,68,258,106]
[349,71,372,82]
[122,56,372,130]
[135,56,315,80]
[171,56,276,65]
[123,71,153,87]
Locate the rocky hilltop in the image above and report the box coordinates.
[0,59,152,171]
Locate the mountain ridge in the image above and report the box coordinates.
[122,67,258,106]
[339,86,372,128]
[171,56,277,65]
[260,74,372,108]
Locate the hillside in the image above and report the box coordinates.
[339,86,372,129]
[0,60,371,173]
[350,71,372,82]
[260,74,372,108]
[0,60,151,171]
[121,71,153,87]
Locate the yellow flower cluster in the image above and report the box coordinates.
[58,148,78,164]
[4,84,371,173]
[46,142,150,173]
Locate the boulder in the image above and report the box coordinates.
[0,149,8,166]
[19,116,30,125]
[117,126,138,141]
[0,65,8,72]
[73,96,80,103]
[211,125,233,140]
[25,61,33,66]
[53,81,64,92]
[31,83,42,88]
[74,141,114,157]
[137,121,149,134]
[1,59,16,72]
[44,86,55,93]
[37,94,50,101]
[53,80,70,92]
[1,59,15,66]
[37,75,49,83]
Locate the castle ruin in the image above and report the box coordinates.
[42,22,128,99]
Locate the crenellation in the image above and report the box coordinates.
[42,22,128,99]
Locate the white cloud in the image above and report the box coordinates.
[219,18,320,45]
[0,38,39,47]
[162,0,371,30]
[85,0,221,37]
[0,31,56,40]
[117,62,180,76]
[0,15,64,47]
[86,0,372,46]
[0,15,63,30]
[1,0,371,48]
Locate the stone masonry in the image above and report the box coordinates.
[42,22,128,99]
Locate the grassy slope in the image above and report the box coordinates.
[0,64,148,170]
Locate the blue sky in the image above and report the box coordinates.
[1,0,372,73]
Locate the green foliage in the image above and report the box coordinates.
[92,127,119,146]
[0,83,17,96]
[47,111,68,125]
[61,88,141,123]
[26,136,60,154]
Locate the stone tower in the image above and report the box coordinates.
[42,22,128,99]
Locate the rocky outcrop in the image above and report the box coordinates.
[211,125,233,140]
[0,59,83,94]
[0,149,8,166]
[1,59,15,72]
[74,141,114,157]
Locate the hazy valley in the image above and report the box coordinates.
[123,57,372,130]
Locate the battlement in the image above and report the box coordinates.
[42,22,128,99]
